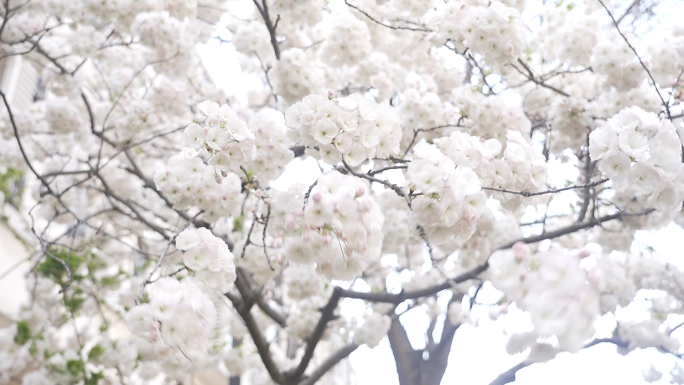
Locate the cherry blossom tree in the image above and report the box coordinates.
[1,0,684,384]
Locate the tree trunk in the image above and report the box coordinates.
[387,315,460,385]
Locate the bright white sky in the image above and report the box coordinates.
[195,0,684,383]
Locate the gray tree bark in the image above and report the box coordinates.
[388,300,461,385]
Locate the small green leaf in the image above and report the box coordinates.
[233,214,244,232]
[36,248,85,285]
[85,371,105,385]
[14,321,31,345]
[88,345,105,361]
[99,276,119,287]
[66,359,84,377]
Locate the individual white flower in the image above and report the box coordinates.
[630,162,662,195]
[643,364,663,383]
[598,152,631,180]
[618,130,649,160]
[589,126,618,161]
[197,101,219,116]
[184,123,205,149]
[647,184,681,212]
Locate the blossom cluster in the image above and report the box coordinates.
[273,171,384,280]
[407,130,545,249]
[489,243,600,356]
[126,278,218,366]
[452,90,531,144]
[320,13,372,68]
[176,228,237,292]
[274,49,324,106]
[241,112,294,183]
[285,93,402,166]
[184,101,256,172]
[591,33,644,91]
[589,107,684,213]
[426,1,525,67]
[407,139,485,247]
[271,0,324,26]
[154,149,243,222]
[542,8,598,66]
[283,264,325,300]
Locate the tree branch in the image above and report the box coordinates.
[299,344,359,385]
[343,0,431,32]
[285,288,343,382]
[483,178,609,198]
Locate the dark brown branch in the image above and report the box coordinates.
[299,344,359,385]
[367,164,408,176]
[252,0,281,60]
[512,59,571,97]
[255,296,287,328]
[387,315,420,385]
[336,209,651,304]
[230,269,286,384]
[336,263,487,304]
[285,288,343,382]
[488,337,629,385]
[339,162,411,208]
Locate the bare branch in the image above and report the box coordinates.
[482,178,609,198]
[344,0,432,32]
[285,288,343,382]
[299,344,359,385]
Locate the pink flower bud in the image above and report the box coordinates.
[577,249,592,259]
[513,242,527,261]
[500,303,509,314]
[357,186,366,196]
[489,308,500,321]
[285,215,296,231]
[272,237,282,248]
[312,192,322,203]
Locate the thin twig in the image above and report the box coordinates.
[597,0,671,119]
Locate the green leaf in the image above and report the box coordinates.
[14,321,31,345]
[66,359,84,377]
[88,345,105,361]
[35,248,85,285]
[64,289,86,313]
[233,214,244,232]
[85,371,105,385]
[0,168,24,207]
[99,276,119,287]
